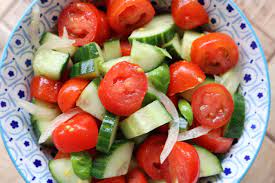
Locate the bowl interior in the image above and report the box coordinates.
[0,0,271,182]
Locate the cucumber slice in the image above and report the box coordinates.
[49,158,90,183]
[178,99,193,126]
[92,140,134,179]
[131,41,171,72]
[96,112,119,153]
[133,133,149,145]
[76,78,106,120]
[103,39,122,61]
[70,59,100,79]
[163,33,182,60]
[194,145,223,177]
[181,31,204,61]
[147,63,170,93]
[120,100,172,139]
[100,56,132,75]
[71,151,93,180]
[129,14,176,45]
[73,42,104,64]
[40,32,77,56]
[142,91,157,107]
[223,93,245,138]
[33,49,69,80]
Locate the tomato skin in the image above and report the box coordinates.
[127,168,147,183]
[57,78,89,112]
[168,61,206,96]
[107,0,155,35]
[97,176,126,183]
[31,76,62,103]
[120,41,132,56]
[193,128,233,153]
[191,33,239,74]
[53,113,98,153]
[96,10,111,44]
[192,83,234,129]
[98,62,147,116]
[54,151,70,160]
[171,0,208,30]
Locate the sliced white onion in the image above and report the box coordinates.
[38,107,82,144]
[37,38,75,52]
[177,126,212,141]
[62,27,69,39]
[30,4,40,49]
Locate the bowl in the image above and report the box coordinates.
[0,0,271,182]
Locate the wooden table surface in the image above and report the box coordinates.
[0,0,274,182]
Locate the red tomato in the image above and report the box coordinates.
[192,83,234,129]
[191,33,239,74]
[171,0,208,30]
[120,41,132,56]
[96,10,111,44]
[54,151,70,160]
[168,61,206,96]
[193,128,233,153]
[107,0,155,35]
[31,76,62,103]
[157,124,169,134]
[57,78,89,112]
[97,176,126,183]
[53,112,98,153]
[58,2,101,46]
[98,62,147,116]
[168,95,178,106]
[164,142,200,183]
[127,168,147,183]
[136,135,166,180]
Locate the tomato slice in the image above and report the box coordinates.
[97,176,126,183]
[31,76,62,103]
[107,0,155,35]
[136,135,166,180]
[54,151,70,160]
[191,33,239,74]
[96,10,111,44]
[120,41,132,56]
[127,168,147,183]
[57,78,89,112]
[192,83,234,129]
[171,0,208,30]
[98,62,147,116]
[53,112,98,153]
[58,2,101,46]
[168,61,206,96]
[193,128,233,153]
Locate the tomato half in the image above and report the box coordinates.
[192,83,234,129]
[136,135,166,180]
[171,0,208,30]
[107,0,155,35]
[193,128,233,153]
[127,168,147,183]
[96,10,111,44]
[57,78,89,112]
[98,62,147,116]
[54,151,70,160]
[191,33,239,74]
[58,2,101,46]
[53,112,98,153]
[97,176,126,183]
[31,76,62,103]
[168,61,206,96]
[120,41,132,56]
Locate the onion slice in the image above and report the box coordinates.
[30,4,40,49]
[37,38,75,52]
[177,126,212,141]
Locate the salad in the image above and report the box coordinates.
[19,0,246,182]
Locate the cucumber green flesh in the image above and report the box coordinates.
[163,33,182,60]
[100,56,131,74]
[71,152,93,180]
[70,59,99,79]
[73,42,104,64]
[49,159,90,183]
[96,112,119,153]
[120,100,172,139]
[194,145,222,177]
[33,49,69,80]
[103,39,122,61]
[223,93,245,138]
[147,63,170,93]
[142,92,158,107]
[92,141,134,179]
[178,99,193,126]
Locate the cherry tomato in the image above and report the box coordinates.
[193,128,233,153]
[168,95,179,106]
[96,10,111,44]
[98,62,147,116]
[192,83,234,129]
[191,33,239,74]
[171,0,208,30]
[168,61,206,96]
[120,41,132,56]
[58,2,101,46]
[53,112,98,153]
[97,176,126,183]
[127,168,147,183]
[54,151,70,160]
[157,124,169,134]
[57,78,89,112]
[136,135,166,180]
[107,0,155,35]
[31,76,62,103]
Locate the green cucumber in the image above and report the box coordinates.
[142,91,158,107]
[181,31,204,61]
[103,39,122,61]
[76,78,106,120]
[91,140,134,179]
[223,93,245,138]
[163,33,182,60]
[49,158,90,183]
[71,151,93,180]
[194,145,223,177]
[100,56,132,75]
[120,100,172,139]
[129,14,176,45]
[178,99,193,126]
[131,41,171,72]
[73,42,104,64]
[70,59,100,79]
[33,49,69,80]
[96,112,119,153]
